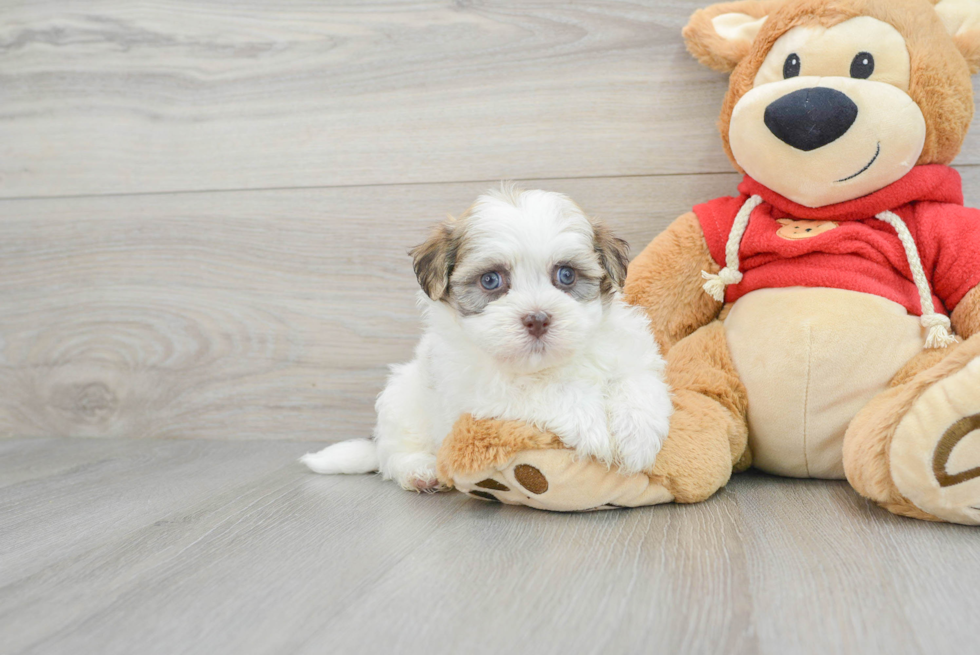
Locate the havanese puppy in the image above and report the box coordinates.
[302,185,672,491]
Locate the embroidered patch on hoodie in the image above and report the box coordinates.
[776,218,839,240]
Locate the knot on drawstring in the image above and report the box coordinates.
[702,268,743,302]
[921,313,957,349]
[700,194,763,305]
[875,209,956,349]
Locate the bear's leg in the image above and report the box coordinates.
[655,320,749,502]
[843,334,980,524]
[434,321,744,510]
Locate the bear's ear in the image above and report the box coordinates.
[683,1,782,72]
[934,0,980,73]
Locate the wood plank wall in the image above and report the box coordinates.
[1,1,977,440]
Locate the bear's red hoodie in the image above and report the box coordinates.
[694,165,980,316]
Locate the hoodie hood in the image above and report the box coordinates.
[738,165,965,222]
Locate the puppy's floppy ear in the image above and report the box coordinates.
[934,0,980,73]
[591,220,630,291]
[683,1,781,72]
[410,219,458,300]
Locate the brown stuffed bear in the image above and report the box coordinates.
[436,0,980,525]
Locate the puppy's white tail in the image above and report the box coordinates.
[301,439,379,475]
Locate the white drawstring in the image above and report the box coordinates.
[874,210,956,349]
[701,195,763,302]
[700,197,956,349]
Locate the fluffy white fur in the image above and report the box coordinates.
[302,188,673,491]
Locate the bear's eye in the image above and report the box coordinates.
[783,53,801,79]
[850,52,874,79]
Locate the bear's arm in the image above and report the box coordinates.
[623,212,722,353]
[952,284,980,339]
[924,203,980,340]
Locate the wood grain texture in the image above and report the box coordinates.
[3,0,978,198]
[0,173,745,441]
[1,438,978,655]
[2,170,979,441]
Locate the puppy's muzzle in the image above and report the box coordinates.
[521,312,551,338]
[764,87,858,152]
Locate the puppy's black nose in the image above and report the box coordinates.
[522,312,551,338]
[764,87,858,151]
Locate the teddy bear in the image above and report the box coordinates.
[434,0,980,525]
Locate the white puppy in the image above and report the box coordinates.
[302,186,672,491]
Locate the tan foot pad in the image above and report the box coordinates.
[452,448,673,512]
[891,356,980,525]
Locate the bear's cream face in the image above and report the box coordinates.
[729,16,927,208]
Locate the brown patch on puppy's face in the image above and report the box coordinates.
[448,257,511,317]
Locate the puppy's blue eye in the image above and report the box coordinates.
[480,272,502,290]
[556,266,576,286]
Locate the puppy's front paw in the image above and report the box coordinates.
[543,397,617,468]
[608,397,672,475]
[384,453,445,493]
[612,429,663,475]
[565,425,617,470]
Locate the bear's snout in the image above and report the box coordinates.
[764,87,858,152]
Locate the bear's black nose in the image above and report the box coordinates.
[764,87,858,151]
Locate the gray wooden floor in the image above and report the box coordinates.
[2,438,979,655]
